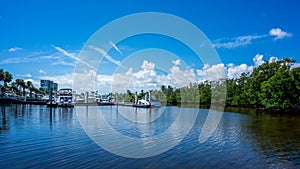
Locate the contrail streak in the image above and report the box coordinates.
[53,46,95,69]
[109,41,123,55]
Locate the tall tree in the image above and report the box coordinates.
[3,71,13,88]
[27,81,35,98]
[16,79,26,97]
[0,69,13,95]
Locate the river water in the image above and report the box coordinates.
[0,104,299,168]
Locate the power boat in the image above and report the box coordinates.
[133,99,151,108]
[57,88,74,107]
[97,95,114,106]
[132,91,161,108]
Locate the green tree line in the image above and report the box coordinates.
[120,58,299,110]
[0,69,44,98]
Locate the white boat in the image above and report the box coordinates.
[57,88,74,107]
[132,91,161,108]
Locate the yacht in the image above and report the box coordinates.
[57,88,74,107]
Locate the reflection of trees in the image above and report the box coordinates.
[224,107,300,166]
[0,104,27,132]
[0,105,9,132]
[244,109,300,165]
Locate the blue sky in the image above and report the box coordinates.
[0,0,299,93]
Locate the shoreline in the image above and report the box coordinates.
[1,97,299,113]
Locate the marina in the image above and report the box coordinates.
[1,0,299,168]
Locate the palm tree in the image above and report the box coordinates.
[0,69,4,82]
[0,69,5,95]
[26,81,35,98]
[3,71,13,89]
[0,69,13,95]
[15,79,26,97]
[10,82,19,95]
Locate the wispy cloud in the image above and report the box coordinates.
[8,47,23,52]
[89,45,124,68]
[0,58,29,64]
[52,61,74,66]
[39,69,47,75]
[0,52,57,65]
[269,28,292,40]
[53,46,94,69]
[16,73,33,78]
[213,27,292,49]
[109,41,123,55]
[213,34,268,49]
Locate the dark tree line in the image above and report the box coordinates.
[0,68,45,97]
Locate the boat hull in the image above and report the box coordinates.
[58,103,74,108]
[47,103,58,108]
[132,104,151,108]
[97,102,114,106]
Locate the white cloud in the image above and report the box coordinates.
[269,56,278,63]
[227,63,253,79]
[197,64,226,81]
[8,47,23,52]
[16,73,33,78]
[109,60,196,93]
[41,74,74,89]
[39,69,47,75]
[269,28,292,40]
[253,54,264,66]
[291,63,300,69]
[109,41,123,55]
[25,73,32,78]
[112,61,162,92]
[169,65,196,87]
[172,59,181,66]
[73,70,96,92]
[135,61,163,87]
[112,68,135,92]
[24,79,40,87]
[196,54,284,80]
[141,60,155,70]
[96,74,113,92]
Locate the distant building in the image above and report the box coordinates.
[40,80,58,92]
[52,83,58,91]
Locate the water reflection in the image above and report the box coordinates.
[0,106,8,131]
[77,106,198,158]
[0,105,75,133]
[223,107,300,167]
[116,106,163,124]
[249,112,300,166]
[0,104,299,168]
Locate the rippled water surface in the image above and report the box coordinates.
[0,104,299,168]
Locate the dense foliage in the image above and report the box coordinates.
[226,58,300,109]
[122,58,300,109]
